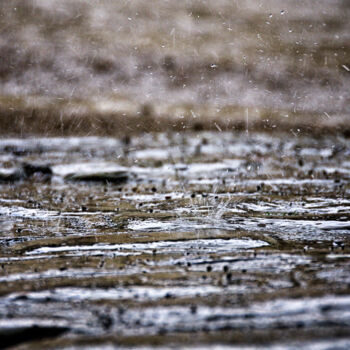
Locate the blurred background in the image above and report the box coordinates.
[0,0,349,135]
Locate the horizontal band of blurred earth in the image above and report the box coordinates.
[0,0,350,136]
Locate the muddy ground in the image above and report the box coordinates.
[0,132,349,349]
[1,0,350,349]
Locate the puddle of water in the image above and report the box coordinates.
[26,238,269,256]
[127,216,350,240]
[80,339,350,350]
[0,206,59,219]
[5,285,245,303]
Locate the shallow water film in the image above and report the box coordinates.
[0,133,349,349]
[1,0,350,349]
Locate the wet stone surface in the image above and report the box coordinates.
[0,131,349,349]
